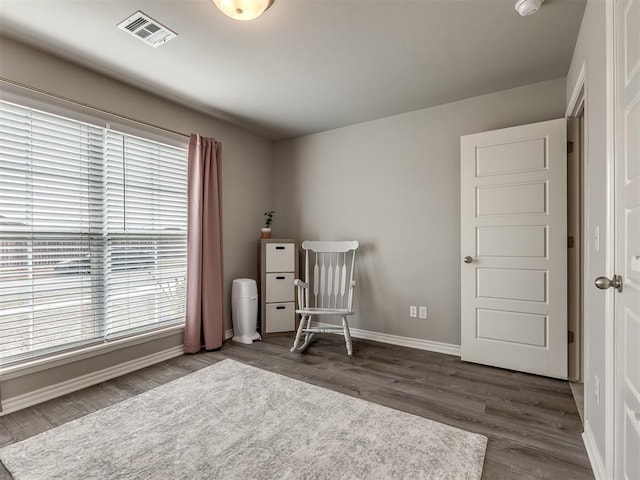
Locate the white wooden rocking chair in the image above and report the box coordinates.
[291,240,359,356]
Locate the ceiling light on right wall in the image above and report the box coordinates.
[515,0,544,16]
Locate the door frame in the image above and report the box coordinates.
[566,11,617,472]
[566,67,588,385]
[567,102,585,383]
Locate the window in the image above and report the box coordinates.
[0,99,188,365]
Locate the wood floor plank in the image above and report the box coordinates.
[0,335,593,479]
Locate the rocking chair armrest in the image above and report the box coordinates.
[346,279,357,311]
[294,279,309,310]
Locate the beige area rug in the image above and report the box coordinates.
[0,359,487,479]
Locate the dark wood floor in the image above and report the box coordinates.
[0,335,593,479]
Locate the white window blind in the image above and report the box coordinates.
[103,131,187,339]
[0,100,187,365]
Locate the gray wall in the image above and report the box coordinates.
[1,333,184,400]
[273,77,566,346]
[565,0,609,468]
[0,37,272,401]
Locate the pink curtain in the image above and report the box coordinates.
[184,134,224,353]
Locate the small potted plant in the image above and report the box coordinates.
[261,211,274,239]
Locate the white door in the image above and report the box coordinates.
[614,0,640,476]
[461,119,567,379]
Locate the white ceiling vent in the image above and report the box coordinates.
[117,11,177,48]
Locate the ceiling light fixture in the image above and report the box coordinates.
[212,0,274,21]
[515,0,543,16]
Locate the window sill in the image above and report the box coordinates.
[0,325,184,381]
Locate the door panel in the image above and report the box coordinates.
[477,182,547,216]
[476,309,547,347]
[615,0,640,476]
[623,404,640,478]
[477,268,547,302]
[477,226,547,258]
[461,118,567,379]
[476,138,546,176]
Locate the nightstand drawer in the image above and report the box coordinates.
[265,273,295,303]
[265,243,295,272]
[265,302,295,333]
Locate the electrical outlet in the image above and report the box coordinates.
[594,376,600,405]
[419,306,427,319]
[409,306,417,318]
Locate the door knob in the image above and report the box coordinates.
[463,256,474,264]
[594,275,623,293]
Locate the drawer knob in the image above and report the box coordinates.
[276,276,285,280]
[276,246,285,250]
[276,305,286,310]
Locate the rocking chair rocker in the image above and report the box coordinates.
[290,240,359,356]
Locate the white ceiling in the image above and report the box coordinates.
[0,0,586,140]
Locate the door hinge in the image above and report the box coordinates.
[568,236,575,248]
[567,141,574,154]
[568,331,575,343]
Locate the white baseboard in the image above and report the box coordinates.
[315,322,461,357]
[582,421,606,480]
[1,345,183,416]
[225,328,234,340]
